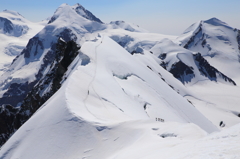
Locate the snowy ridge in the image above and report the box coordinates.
[0,3,240,158]
[0,3,106,106]
[0,37,219,159]
[0,2,156,146]
[0,3,106,146]
[72,3,103,24]
[109,20,149,33]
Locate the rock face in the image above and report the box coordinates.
[0,3,103,146]
[168,60,195,84]
[0,15,29,37]
[0,38,80,146]
[48,3,103,24]
[150,39,236,85]
[236,29,240,62]
[193,53,236,85]
[176,18,240,81]
[166,53,236,85]
[73,3,103,24]
[0,17,13,34]
[0,105,20,146]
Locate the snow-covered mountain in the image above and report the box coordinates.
[0,10,29,37]
[168,18,240,131]
[150,38,236,85]
[108,20,149,32]
[0,3,105,146]
[0,10,46,75]
[0,36,220,159]
[177,17,240,83]
[0,3,240,159]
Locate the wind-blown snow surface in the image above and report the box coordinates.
[0,37,220,159]
[0,10,46,75]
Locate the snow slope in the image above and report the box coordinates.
[0,4,239,158]
[0,36,220,159]
[168,18,240,129]
[0,10,46,75]
[108,20,149,33]
[177,17,240,84]
[0,3,106,146]
[0,3,105,107]
[150,38,236,85]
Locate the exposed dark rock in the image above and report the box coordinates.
[0,17,13,34]
[237,30,240,50]
[48,4,103,24]
[193,53,236,85]
[110,35,134,48]
[0,82,37,107]
[15,39,80,127]
[160,52,236,85]
[22,37,44,58]
[0,105,20,146]
[158,53,167,60]
[160,61,168,70]
[183,24,203,49]
[74,4,103,24]
[0,17,28,37]
[0,37,80,146]
[236,29,240,63]
[169,61,195,84]
[201,39,207,48]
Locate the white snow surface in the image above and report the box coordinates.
[0,10,46,76]
[0,37,224,159]
[177,17,240,84]
[173,17,240,129]
[108,20,149,33]
[0,4,240,158]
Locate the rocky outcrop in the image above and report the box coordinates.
[169,61,195,84]
[0,17,13,34]
[0,17,28,37]
[0,38,80,146]
[193,53,236,85]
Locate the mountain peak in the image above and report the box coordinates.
[72,3,103,23]
[202,17,231,28]
[48,3,103,24]
[109,20,148,32]
[73,3,83,8]
[2,10,22,17]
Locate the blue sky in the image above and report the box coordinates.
[0,0,239,35]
